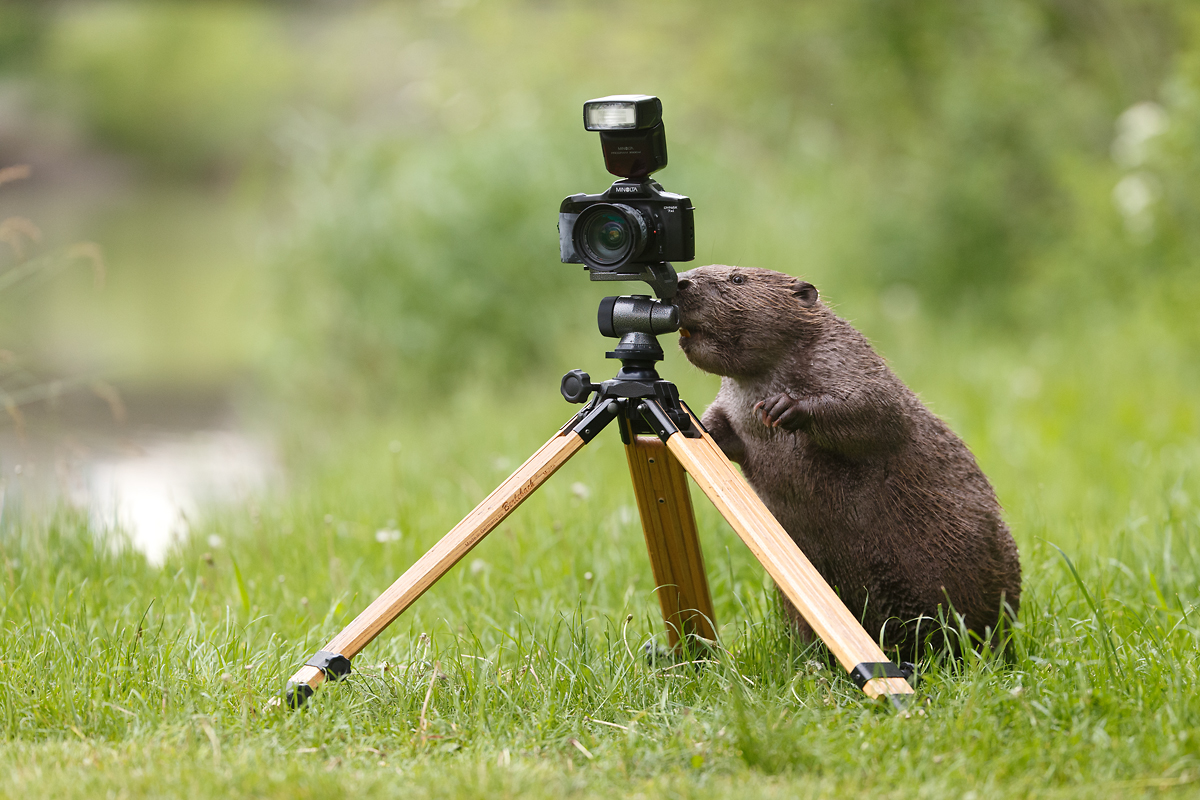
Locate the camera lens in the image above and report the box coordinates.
[575,204,647,270]
[592,215,628,255]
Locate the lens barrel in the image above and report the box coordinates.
[574,203,648,270]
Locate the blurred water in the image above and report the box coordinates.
[78,430,275,563]
[0,400,277,564]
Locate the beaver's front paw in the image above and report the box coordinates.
[754,393,810,431]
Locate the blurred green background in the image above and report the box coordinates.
[0,0,1197,571]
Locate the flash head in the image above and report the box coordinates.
[583,94,668,179]
[583,95,663,131]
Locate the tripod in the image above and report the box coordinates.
[285,305,916,709]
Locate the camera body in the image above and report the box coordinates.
[558,179,694,272]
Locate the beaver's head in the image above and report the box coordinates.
[674,265,821,379]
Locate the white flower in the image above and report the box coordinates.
[375,528,402,543]
[1111,101,1168,168]
[1113,171,1160,238]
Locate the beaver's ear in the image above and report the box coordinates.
[792,280,818,308]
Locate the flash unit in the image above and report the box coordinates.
[559,94,693,289]
[582,94,668,179]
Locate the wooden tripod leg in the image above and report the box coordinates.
[665,423,914,702]
[286,429,585,702]
[625,435,717,648]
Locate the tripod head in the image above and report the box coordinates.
[559,292,687,429]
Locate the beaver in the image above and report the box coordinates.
[674,264,1020,660]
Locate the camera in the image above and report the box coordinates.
[559,95,694,296]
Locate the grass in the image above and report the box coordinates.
[3,294,1200,799]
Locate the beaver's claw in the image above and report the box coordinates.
[754,393,808,430]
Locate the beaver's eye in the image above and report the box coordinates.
[730,274,746,285]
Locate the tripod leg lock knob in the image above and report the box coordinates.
[306,650,353,681]
[561,370,599,404]
[849,660,918,690]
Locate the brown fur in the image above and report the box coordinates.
[675,264,1021,660]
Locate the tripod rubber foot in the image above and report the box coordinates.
[285,681,314,710]
[642,634,717,668]
[283,650,352,710]
[851,661,918,710]
[642,640,674,667]
[849,660,917,689]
